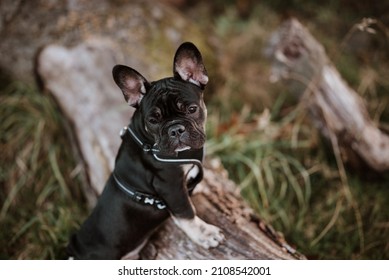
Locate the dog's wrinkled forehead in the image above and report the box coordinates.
[112,42,208,109]
[141,78,202,110]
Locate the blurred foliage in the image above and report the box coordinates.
[195,0,389,259]
[206,94,389,259]
[0,82,87,259]
[1,0,389,259]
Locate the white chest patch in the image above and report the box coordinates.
[182,164,200,183]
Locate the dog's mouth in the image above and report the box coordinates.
[157,137,204,156]
[156,122,205,156]
[174,145,191,153]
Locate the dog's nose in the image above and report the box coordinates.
[168,124,186,138]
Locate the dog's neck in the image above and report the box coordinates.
[127,112,155,149]
[116,124,204,198]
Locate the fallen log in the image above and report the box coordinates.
[37,39,303,259]
[266,18,389,172]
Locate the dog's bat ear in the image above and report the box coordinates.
[112,65,150,107]
[173,42,208,89]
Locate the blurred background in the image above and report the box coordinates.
[1,0,388,259]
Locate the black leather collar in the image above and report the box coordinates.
[112,172,166,210]
[113,125,204,210]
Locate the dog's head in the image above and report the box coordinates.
[113,42,208,156]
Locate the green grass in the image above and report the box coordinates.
[1,1,388,260]
[206,92,389,259]
[1,80,387,260]
[0,83,87,259]
[202,1,389,259]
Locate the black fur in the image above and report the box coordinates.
[67,42,208,259]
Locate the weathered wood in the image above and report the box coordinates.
[266,18,389,172]
[142,164,301,259]
[37,39,302,260]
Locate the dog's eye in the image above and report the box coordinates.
[187,105,198,114]
[148,110,161,125]
[177,101,184,111]
[148,118,158,124]
[148,114,160,125]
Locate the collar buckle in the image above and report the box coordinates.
[142,144,153,153]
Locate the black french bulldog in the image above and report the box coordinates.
[67,42,224,259]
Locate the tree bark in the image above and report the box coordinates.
[37,39,303,260]
[266,18,389,172]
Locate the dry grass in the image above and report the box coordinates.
[1,1,388,260]
[203,3,389,259]
[0,82,87,259]
[206,98,389,259]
